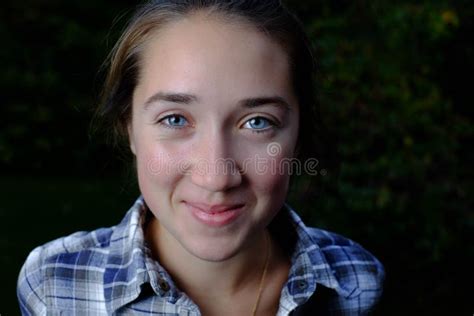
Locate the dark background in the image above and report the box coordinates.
[1,0,472,315]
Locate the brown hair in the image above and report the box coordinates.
[96,0,333,168]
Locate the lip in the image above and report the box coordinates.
[184,201,245,227]
[186,202,245,213]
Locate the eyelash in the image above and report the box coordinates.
[156,114,279,134]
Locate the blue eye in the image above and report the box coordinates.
[158,114,189,128]
[243,117,275,132]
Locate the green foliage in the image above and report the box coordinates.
[285,1,473,314]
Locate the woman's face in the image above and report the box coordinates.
[129,13,299,261]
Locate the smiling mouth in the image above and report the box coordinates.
[184,201,245,227]
[185,201,245,213]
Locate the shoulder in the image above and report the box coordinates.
[26,226,114,269]
[17,227,114,314]
[307,226,383,263]
[46,226,113,254]
[305,226,385,312]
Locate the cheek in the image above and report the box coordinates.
[243,151,292,197]
[134,143,186,190]
[253,172,290,197]
[249,166,290,220]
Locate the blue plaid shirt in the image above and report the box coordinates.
[18,197,384,315]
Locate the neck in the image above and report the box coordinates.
[145,217,270,298]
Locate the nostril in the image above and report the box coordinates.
[190,159,242,192]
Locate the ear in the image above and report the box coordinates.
[127,123,136,155]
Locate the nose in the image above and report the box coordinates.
[189,132,242,192]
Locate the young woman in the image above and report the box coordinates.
[17,1,384,315]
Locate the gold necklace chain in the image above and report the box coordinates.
[251,232,271,316]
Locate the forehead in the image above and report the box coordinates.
[133,12,296,108]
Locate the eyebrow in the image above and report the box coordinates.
[143,92,292,112]
[239,96,291,112]
[143,92,198,110]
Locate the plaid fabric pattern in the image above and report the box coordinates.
[18,197,384,315]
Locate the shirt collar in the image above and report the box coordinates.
[103,197,150,313]
[103,197,197,314]
[283,204,357,300]
[102,197,187,314]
